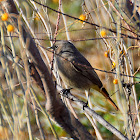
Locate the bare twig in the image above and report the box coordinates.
[57,85,128,140]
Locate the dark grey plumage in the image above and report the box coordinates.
[54,41,118,110]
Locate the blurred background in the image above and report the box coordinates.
[0,0,140,139]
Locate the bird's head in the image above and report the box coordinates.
[48,41,76,55]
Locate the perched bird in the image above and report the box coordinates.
[52,40,119,110]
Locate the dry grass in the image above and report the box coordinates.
[0,0,140,139]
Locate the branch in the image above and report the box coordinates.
[56,85,128,140]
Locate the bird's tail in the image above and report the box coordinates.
[101,88,119,111]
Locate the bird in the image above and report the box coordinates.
[52,40,119,110]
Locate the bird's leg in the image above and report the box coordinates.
[83,101,88,110]
[85,90,89,105]
[61,88,73,97]
[83,90,92,110]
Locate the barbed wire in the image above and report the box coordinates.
[34,43,140,80]
[4,35,140,41]
[31,0,140,40]
[3,40,140,80]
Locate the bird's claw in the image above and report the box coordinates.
[83,101,88,110]
[61,88,73,96]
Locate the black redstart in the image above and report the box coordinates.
[52,40,118,110]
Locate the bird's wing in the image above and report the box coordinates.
[69,55,103,88]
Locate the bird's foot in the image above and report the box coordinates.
[61,88,73,97]
[83,101,88,110]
